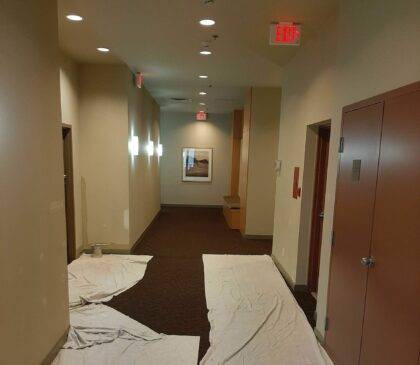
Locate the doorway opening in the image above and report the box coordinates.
[62,124,76,263]
[307,125,330,295]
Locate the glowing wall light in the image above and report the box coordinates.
[147,140,155,156]
[157,144,163,157]
[129,136,139,156]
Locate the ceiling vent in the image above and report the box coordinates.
[170,97,192,102]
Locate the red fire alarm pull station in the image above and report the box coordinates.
[293,167,301,199]
[270,22,301,46]
[135,72,143,89]
[196,111,207,121]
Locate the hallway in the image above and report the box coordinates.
[107,207,273,361]
[3,1,420,364]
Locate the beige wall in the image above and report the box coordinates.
[128,74,161,247]
[79,64,130,248]
[239,88,281,236]
[0,1,69,363]
[59,54,84,252]
[160,112,232,206]
[245,88,281,236]
[61,62,161,251]
[272,0,420,340]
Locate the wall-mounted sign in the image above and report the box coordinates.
[270,22,301,46]
[196,111,207,121]
[135,72,143,88]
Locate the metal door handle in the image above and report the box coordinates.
[361,257,375,268]
[319,211,324,219]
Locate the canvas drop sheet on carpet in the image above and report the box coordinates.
[201,254,333,365]
[53,304,200,365]
[68,254,153,307]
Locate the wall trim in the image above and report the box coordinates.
[130,209,162,254]
[161,204,223,209]
[243,234,273,240]
[82,246,131,255]
[294,284,309,292]
[41,327,69,365]
[271,254,296,288]
[75,245,84,259]
[314,327,325,345]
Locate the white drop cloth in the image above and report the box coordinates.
[68,254,152,307]
[53,304,200,365]
[201,254,334,365]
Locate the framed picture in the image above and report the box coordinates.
[182,147,213,182]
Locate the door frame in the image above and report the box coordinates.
[307,126,330,293]
[62,123,76,263]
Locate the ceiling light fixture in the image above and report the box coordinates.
[97,47,110,53]
[199,75,208,79]
[66,14,83,22]
[199,19,215,27]
[199,92,207,96]
[200,49,212,55]
[199,102,206,105]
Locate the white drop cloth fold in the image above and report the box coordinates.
[201,254,334,365]
[53,304,200,365]
[68,254,152,307]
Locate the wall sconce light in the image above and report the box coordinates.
[147,140,155,156]
[129,136,139,156]
[157,144,163,157]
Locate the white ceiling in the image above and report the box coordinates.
[58,0,338,113]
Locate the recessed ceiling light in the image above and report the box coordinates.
[199,102,206,105]
[200,50,212,55]
[199,92,207,96]
[97,47,110,53]
[199,19,216,27]
[199,75,208,79]
[66,14,84,22]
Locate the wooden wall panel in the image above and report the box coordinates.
[239,90,252,234]
[230,109,243,196]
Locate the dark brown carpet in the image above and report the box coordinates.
[107,206,315,363]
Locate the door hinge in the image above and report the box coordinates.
[339,137,344,153]
[331,231,335,246]
[325,317,330,331]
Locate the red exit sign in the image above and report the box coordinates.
[196,111,207,121]
[270,22,301,46]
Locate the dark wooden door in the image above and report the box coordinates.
[359,90,420,365]
[308,126,330,293]
[62,126,76,263]
[325,102,384,365]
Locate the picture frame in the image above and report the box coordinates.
[182,147,213,182]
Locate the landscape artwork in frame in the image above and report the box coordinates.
[182,148,213,182]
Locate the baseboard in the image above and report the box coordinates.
[130,209,162,253]
[82,246,131,255]
[75,245,84,258]
[161,204,223,209]
[243,234,273,240]
[294,284,309,292]
[271,254,296,288]
[314,327,325,344]
[41,327,68,365]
